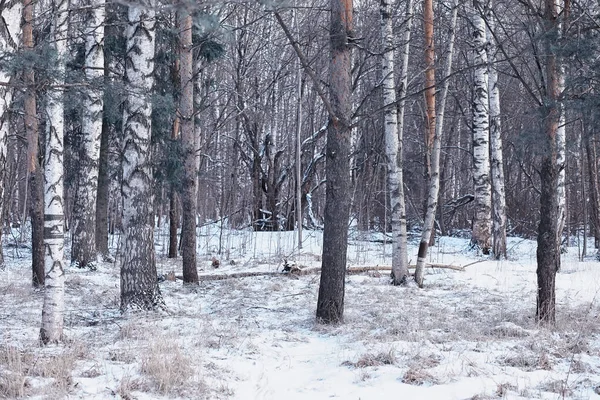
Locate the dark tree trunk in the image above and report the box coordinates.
[316,0,353,324]
[23,0,44,287]
[179,11,198,284]
[96,115,110,256]
[168,188,179,258]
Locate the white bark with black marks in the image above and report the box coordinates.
[41,0,68,344]
[72,0,105,269]
[380,0,408,285]
[120,0,163,311]
[470,0,492,254]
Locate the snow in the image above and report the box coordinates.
[1,225,600,399]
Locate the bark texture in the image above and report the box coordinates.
[0,0,21,266]
[120,0,163,311]
[536,0,565,324]
[41,0,68,344]
[470,0,492,254]
[179,10,199,284]
[380,0,408,285]
[316,0,353,323]
[23,0,45,287]
[486,1,507,259]
[72,0,105,269]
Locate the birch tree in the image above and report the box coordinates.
[40,0,68,344]
[380,0,408,285]
[486,0,507,259]
[72,0,105,269]
[0,0,21,266]
[178,7,199,284]
[120,0,162,310]
[470,0,492,254]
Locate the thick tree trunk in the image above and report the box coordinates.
[40,0,68,344]
[586,134,600,249]
[381,0,408,285]
[0,1,21,266]
[120,1,163,311]
[72,0,105,269]
[316,0,353,323]
[23,0,45,287]
[179,10,199,284]
[486,1,507,259]
[96,113,110,256]
[537,0,565,324]
[470,0,492,254]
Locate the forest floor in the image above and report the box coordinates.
[1,225,600,399]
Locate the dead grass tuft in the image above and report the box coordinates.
[29,341,87,393]
[0,346,29,398]
[538,379,572,397]
[343,349,397,368]
[401,367,437,386]
[495,382,518,397]
[141,340,195,394]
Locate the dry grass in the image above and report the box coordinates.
[0,345,29,398]
[343,349,397,368]
[141,339,195,394]
[401,367,437,385]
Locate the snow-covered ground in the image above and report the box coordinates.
[1,225,600,399]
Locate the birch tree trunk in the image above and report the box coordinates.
[316,0,353,323]
[40,0,68,344]
[178,9,199,284]
[23,0,45,287]
[72,0,105,269]
[120,0,163,311]
[470,0,492,254]
[414,0,439,287]
[381,0,408,285]
[486,1,507,259]
[536,0,565,324]
[0,0,21,266]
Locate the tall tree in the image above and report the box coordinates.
[178,6,199,284]
[23,0,45,286]
[72,0,105,269]
[486,0,507,259]
[381,0,408,285]
[120,0,163,310]
[470,0,492,254]
[414,0,439,287]
[0,0,22,266]
[536,0,567,324]
[40,0,68,344]
[315,0,353,322]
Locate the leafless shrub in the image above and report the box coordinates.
[141,340,195,394]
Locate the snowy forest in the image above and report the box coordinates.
[1,0,600,398]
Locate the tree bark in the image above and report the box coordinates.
[23,0,45,287]
[72,0,105,269]
[316,0,353,323]
[120,0,163,311]
[178,9,199,284]
[470,0,492,254]
[486,0,507,259]
[381,0,409,285]
[0,0,21,266]
[40,0,68,344]
[536,0,565,324]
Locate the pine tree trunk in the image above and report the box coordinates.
[414,0,439,287]
[470,0,492,254]
[179,10,199,284]
[537,0,565,324]
[381,0,408,285]
[585,134,600,250]
[23,0,45,287]
[486,1,507,259]
[0,1,21,266]
[72,0,105,269]
[316,0,353,323]
[96,113,110,256]
[120,1,162,311]
[40,0,68,344]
